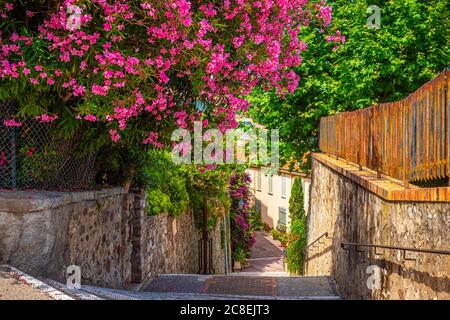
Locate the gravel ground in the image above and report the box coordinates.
[0,271,51,300]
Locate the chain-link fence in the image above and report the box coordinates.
[1,101,97,190]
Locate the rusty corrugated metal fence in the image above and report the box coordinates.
[319,69,449,184]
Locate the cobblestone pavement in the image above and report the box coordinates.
[142,275,340,299]
[241,231,285,273]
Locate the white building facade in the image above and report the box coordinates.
[247,166,310,230]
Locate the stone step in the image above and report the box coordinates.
[81,286,341,300]
[141,274,340,299]
[38,274,341,300]
[228,271,291,277]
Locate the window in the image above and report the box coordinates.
[279,207,287,226]
[255,199,261,214]
[257,171,262,191]
[281,176,286,198]
[268,175,273,194]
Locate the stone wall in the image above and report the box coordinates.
[0,188,133,288]
[306,157,450,299]
[210,217,226,274]
[131,192,199,282]
[0,188,226,289]
[131,192,226,282]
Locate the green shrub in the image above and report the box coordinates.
[146,189,171,216]
[286,177,307,274]
[272,224,289,245]
[232,247,249,267]
[140,149,189,217]
[286,215,307,274]
[249,208,264,231]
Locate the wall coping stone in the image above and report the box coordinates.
[313,153,450,202]
[0,187,126,213]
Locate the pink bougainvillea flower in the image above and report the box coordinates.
[143,132,163,148]
[109,129,121,142]
[84,114,98,122]
[0,0,339,146]
[27,147,36,157]
[3,119,22,127]
[5,3,13,11]
[35,114,58,123]
[0,151,7,167]
[91,84,109,96]
[103,23,112,31]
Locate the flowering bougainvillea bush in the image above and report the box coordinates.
[0,0,338,148]
[228,170,254,264]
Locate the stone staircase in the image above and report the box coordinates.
[58,274,340,300]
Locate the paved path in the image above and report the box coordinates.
[138,275,340,300]
[32,275,340,300]
[0,271,51,300]
[241,231,285,273]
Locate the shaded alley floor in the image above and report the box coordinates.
[241,231,285,273]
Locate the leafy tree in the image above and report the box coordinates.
[0,0,340,184]
[249,0,450,170]
[289,176,306,220]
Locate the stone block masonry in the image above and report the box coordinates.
[0,188,226,289]
[131,191,199,282]
[306,154,450,299]
[0,188,132,288]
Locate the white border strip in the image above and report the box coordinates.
[0,264,74,300]
[44,279,104,300]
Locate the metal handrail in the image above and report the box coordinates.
[304,232,330,252]
[341,242,450,256]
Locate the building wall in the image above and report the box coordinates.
[247,167,310,230]
[306,157,450,299]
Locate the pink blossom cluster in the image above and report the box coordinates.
[0,151,7,166]
[143,131,164,148]
[35,114,58,123]
[229,172,255,252]
[0,0,337,146]
[326,30,346,51]
[3,119,22,127]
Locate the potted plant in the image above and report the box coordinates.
[233,248,248,271]
[272,224,289,247]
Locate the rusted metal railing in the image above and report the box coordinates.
[341,242,450,256]
[319,68,450,185]
[304,232,331,253]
